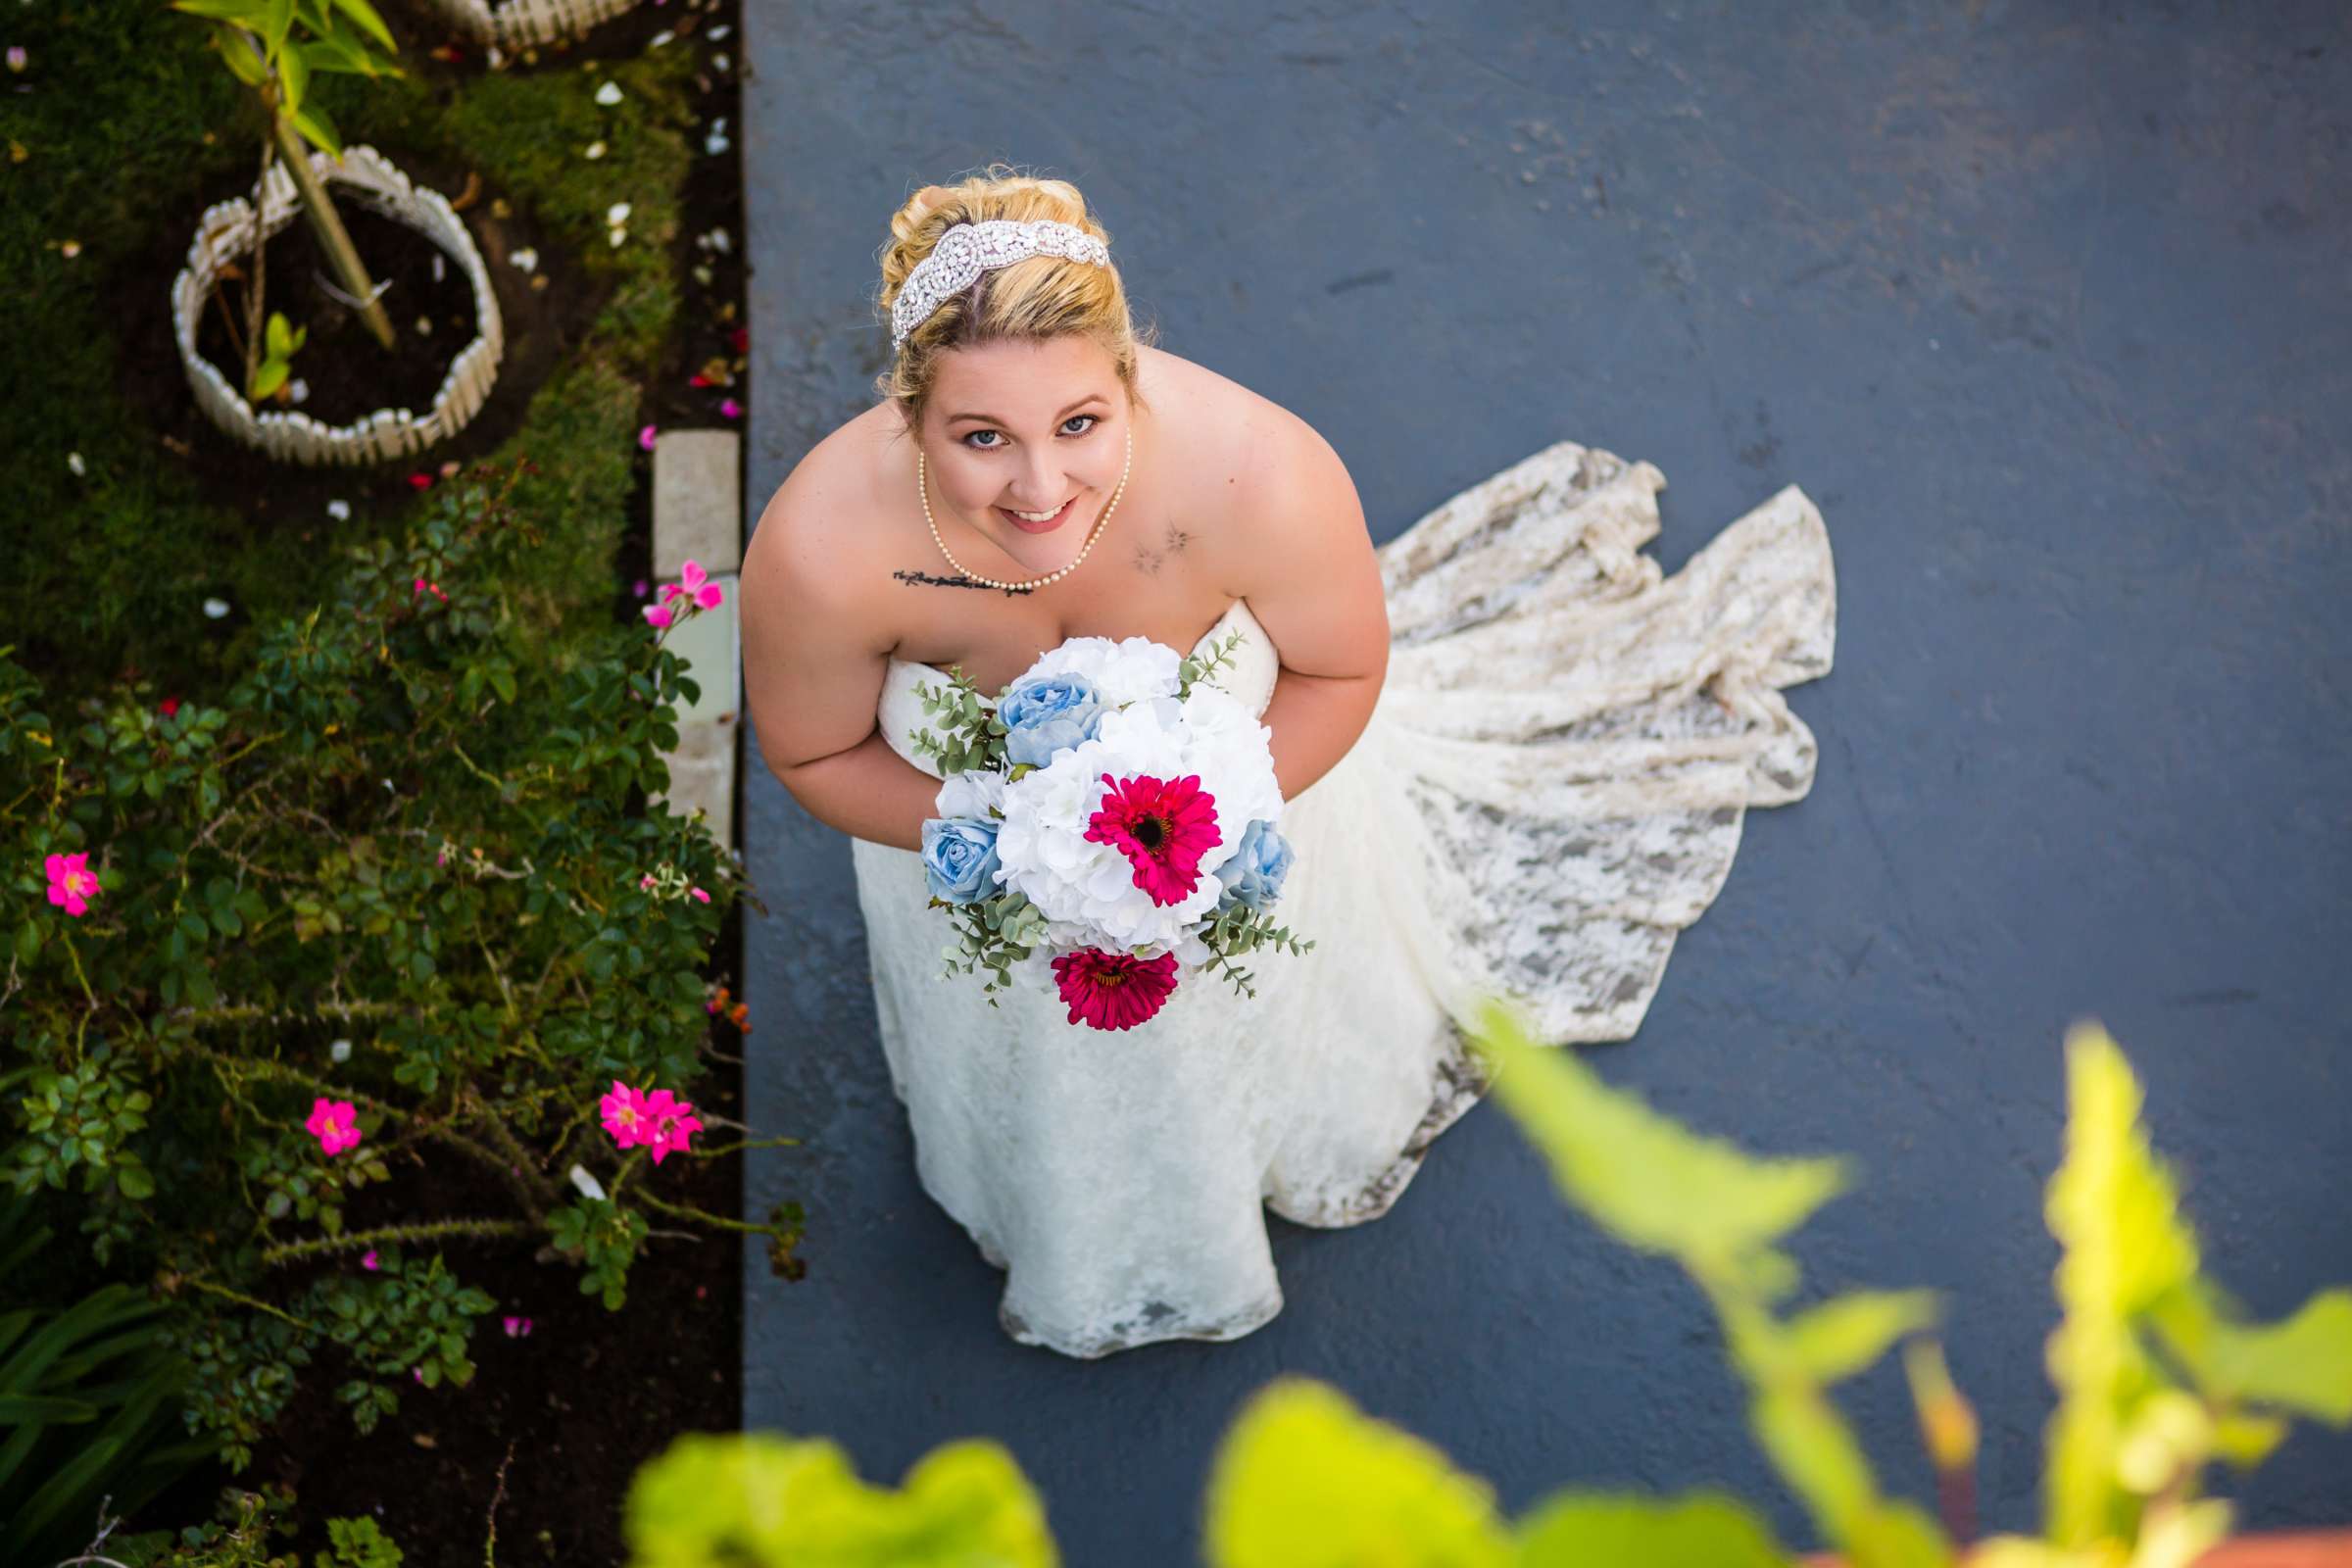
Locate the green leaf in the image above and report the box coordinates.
[1202,1376,1514,1568]
[273,24,308,116]
[207,18,273,83]
[2192,1289,2352,1425]
[249,359,290,402]
[289,99,343,160]
[116,1164,155,1200]
[12,920,37,965]
[263,0,296,56]
[1467,1000,1847,1287]
[266,311,294,358]
[1782,1292,1940,1386]
[173,0,273,24]
[2040,1021,2200,1546]
[328,0,398,53]
[1513,1492,1789,1568]
[627,1431,1056,1565]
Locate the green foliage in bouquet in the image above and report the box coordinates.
[610,1007,2352,1567]
[910,626,1312,1004]
[0,463,801,1474]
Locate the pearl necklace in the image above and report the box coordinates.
[920,421,1132,592]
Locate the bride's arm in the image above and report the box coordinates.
[740,486,939,854]
[1240,420,1391,802]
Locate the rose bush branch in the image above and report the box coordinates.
[0,463,795,1469]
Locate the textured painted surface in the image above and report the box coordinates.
[739,1,2352,1557]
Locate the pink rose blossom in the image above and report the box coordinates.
[362,1249,380,1270]
[638,424,659,452]
[678,559,724,610]
[414,1367,425,1383]
[502,1315,534,1338]
[690,887,710,904]
[632,578,649,598]
[718,398,742,419]
[643,1091,704,1165]
[305,1097,363,1156]
[44,853,99,916]
[601,1079,651,1150]
[643,604,674,629]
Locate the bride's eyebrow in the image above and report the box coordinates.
[947,395,1106,426]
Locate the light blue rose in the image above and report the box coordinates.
[1219,818,1295,912]
[921,816,1002,905]
[1000,672,1105,769]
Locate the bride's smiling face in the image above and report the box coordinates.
[914,335,1133,568]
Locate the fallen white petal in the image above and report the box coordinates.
[67,451,85,476]
[594,80,623,105]
[607,200,631,224]
[330,1038,352,1062]
[568,1163,608,1200]
[510,246,538,272]
[326,499,351,520]
[584,139,607,160]
[203,597,231,619]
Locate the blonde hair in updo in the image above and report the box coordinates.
[873,163,1158,439]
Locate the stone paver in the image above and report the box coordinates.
[654,429,743,578]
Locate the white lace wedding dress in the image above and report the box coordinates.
[849,440,1837,1358]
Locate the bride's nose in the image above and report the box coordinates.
[1010,454,1062,508]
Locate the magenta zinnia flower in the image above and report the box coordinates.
[1084,772,1221,906]
[1051,948,1180,1031]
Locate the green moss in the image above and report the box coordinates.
[0,1,694,703]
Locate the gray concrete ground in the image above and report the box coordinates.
[738,2,2352,1559]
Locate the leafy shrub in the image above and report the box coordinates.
[614,1011,2352,1567]
[2,461,801,1473]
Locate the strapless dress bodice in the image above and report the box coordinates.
[876,598,1280,780]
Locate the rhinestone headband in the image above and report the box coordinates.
[890,218,1112,350]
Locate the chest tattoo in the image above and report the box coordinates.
[892,567,1036,598]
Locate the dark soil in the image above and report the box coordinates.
[190,202,487,430]
[116,0,762,1556]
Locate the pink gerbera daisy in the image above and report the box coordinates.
[1051,948,1180,1031]
[1083,773,1221,906]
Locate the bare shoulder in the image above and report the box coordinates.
[1141,349,1354,577]
[742,404,899,647]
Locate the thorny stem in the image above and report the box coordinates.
[261,1216,534,1268]
[177,1273,322,1335]
[631,1185,794,1243]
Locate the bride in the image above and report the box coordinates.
[738,168,1838,1358]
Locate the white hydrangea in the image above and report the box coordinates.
[934,768,1005,821]
[994,686,1285,952]
[1012,635,1182,708]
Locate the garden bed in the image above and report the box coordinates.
[7,0,761,1556]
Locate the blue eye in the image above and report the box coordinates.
[962,414,1100,451]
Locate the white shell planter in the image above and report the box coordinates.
[171,144,504,467]
[421,0,642,49]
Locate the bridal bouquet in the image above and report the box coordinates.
[910,628,1311,1031]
